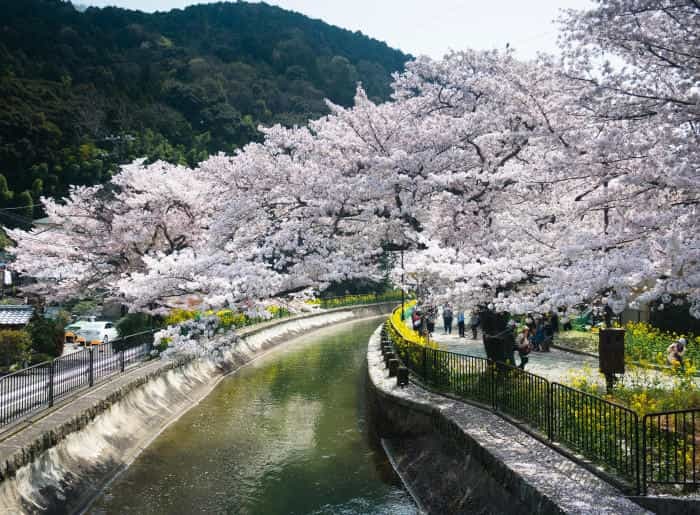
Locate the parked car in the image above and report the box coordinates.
[65,321,118,346]
[65,320,89,345]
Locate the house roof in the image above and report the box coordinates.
[0,305,34,326]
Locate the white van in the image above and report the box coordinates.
[68,321,119,345]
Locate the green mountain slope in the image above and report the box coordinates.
[0,0,409,221]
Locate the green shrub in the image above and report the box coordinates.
[116,312,161,337]
[0,330,31,369]
[27,315,66,358]
[71,299,99,316]
[30,352,54,365]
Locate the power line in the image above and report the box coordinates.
[0,210,35,226]
[9,233,78,250]
[0,205,39,212]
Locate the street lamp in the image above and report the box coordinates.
[401,249,405,320]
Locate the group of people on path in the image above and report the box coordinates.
[411,304,480,339]
[513,313,558,369]
[411,302,692,374]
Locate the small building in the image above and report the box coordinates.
[0,305,34,330]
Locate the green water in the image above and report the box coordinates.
[90,318,416,515]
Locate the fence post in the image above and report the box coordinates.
[422,347,427,381]
[490,360,497,411]
[641,415,647,496]
[89,347,94,387]
[635,413,641,496]
[48,361,54,408]
[433,348,438,385]
[547,383,553,441]
[120,349,125,372]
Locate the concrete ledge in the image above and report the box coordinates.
[367,325,650,515]
[0,302,395,513]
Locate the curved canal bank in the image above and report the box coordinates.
[367,325,651,515]
[0,304,397,514]
[89,317,415,514]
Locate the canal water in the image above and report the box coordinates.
[89,318,416,515]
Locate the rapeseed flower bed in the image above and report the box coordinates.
[625,321,700,366]
[310,290,405,309]
[163,305,292,332]
[386,301,437,347]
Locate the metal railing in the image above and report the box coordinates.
[0,295,398,432]
[551,382,639,487]
[317,291,406,309]
[0,331,155,428]
[384,317,699,495]
[498,365,550,435]
[643,409,700,494]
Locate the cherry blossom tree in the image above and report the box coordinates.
[546,0,700,316]
[7,160,215,308]
[7,0,698,335]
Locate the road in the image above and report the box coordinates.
[0,344,148,427]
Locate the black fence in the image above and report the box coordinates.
[384,320,699,495]
[0,331,155,429]
[551,382,640,487]
[643,409,700,494]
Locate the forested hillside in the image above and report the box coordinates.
[0,0,409,223]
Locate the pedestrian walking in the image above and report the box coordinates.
[542,317,554,352]
[533,318,545,351]
[442,304,453,334]
[412,308,422,331]
[551,311,559,334]
[525,313,535,332]
[426,306,436,336]
[507,319,517,366]
[561,311,572,331]
[457,310,465,337]
[516,327,532,369]
[469,311,480,339]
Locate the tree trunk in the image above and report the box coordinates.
[480,308,515,366]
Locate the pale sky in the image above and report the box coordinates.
[81,0,595,60]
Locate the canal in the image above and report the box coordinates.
[89,317,416,514]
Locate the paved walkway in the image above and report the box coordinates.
[429,327,696,390]
[369,327,650,514]
[431,329,600,384]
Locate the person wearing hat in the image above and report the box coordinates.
[412,308,422,331]
[667,337,687,370]
[515,326,532,369]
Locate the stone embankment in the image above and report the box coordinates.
[367,325,651,515]
[0,303,394,514]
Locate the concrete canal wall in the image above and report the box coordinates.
[367,325,652,515]
[0,303,394,514]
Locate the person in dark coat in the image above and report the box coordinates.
[469,312,480,339]
[457,310,465,337]
[542,318,554,352]
[443,304,453,334]
[426,306,436,336]
[533,319,545,351]
[551,311,559,334]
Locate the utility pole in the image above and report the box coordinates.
[401,249,405,320]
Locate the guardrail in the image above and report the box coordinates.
[0,331,155,429]
[643,409,700,494]
[0,297,401,432]
[383,309,700,495]
[316,292,406,309]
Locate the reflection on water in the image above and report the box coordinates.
[90,318,416,515]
